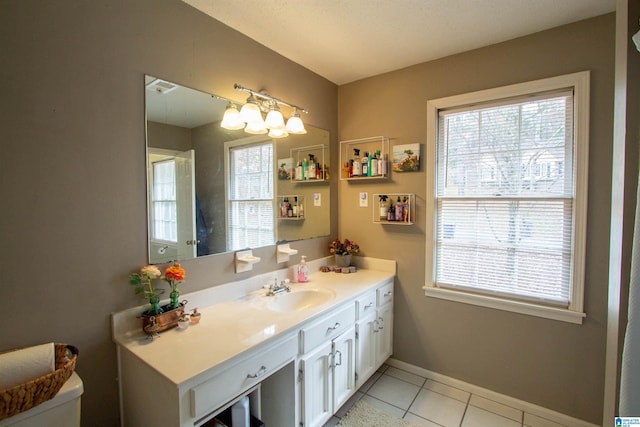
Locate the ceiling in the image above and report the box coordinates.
[182,0,615,85]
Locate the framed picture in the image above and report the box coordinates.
[278,157,294,180]
[392,143,420,172]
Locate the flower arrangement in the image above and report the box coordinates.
[329,238,360,256]
[129,265,164,315]
[163,262,186,310]
[129,263,186,314]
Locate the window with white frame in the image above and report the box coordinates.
[424,71,589,324]
[227,141,275,251]
[151,159,177,243]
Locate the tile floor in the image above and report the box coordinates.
[322,365,567,427]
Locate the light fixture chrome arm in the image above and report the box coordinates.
[234,83,308,114]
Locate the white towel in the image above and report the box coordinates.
[0,342,55,390]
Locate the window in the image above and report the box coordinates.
[424,72,589,324]
[227,140,275,251]
[151,159,177,242]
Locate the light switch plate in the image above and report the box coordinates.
[314,193,321,206]
[359,192,368,207]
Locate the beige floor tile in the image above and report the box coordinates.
[409,388,467,427]
[462,405,521,427]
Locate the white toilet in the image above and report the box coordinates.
[0,372,83,427]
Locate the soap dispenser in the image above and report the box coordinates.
[297,256,309,283]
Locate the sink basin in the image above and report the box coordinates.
[267,288,335,312]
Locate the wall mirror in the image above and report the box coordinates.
[145,76,330,264]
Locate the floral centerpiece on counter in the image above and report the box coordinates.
[163,262,186,310]
[129,265,164,315]
[330,238,360,267]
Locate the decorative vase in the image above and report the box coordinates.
[335,254,352,267]
[168,290,180,310]
[147,295,164,316]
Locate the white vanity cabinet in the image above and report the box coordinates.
[298,304,356,427]
[355,279,394,387]
[112,258,396,427]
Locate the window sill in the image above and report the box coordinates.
[423,286,585,324]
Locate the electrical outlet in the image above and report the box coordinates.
[359,192,368,207]
[313,193,321,206]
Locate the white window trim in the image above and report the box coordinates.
[424,71,590,324]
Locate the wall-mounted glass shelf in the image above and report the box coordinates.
[339,136,390,181]
[373,193,415,225]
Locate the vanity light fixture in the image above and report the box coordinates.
[221,83,308,137]
[219,102,244,130]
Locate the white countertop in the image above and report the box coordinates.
[112,257,395,386]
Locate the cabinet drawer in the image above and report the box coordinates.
[190,334,296,420]
[356,291,376,320]
[300,304,355,354]
[377,281,394,307]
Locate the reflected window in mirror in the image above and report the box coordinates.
[227,139,275,250]
[151,159,177,243]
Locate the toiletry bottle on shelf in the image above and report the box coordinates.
[293,197,298,217]
[302,157,308,180]
[362,151,369,177]
[379,195,388,220]
[387,202,394,221]
[308,154,316,179]
[352,149,361,176]
[324,164,330,180]
[316,163,322,180]
[403,196,409,222]
[281,198,289,218]
[395,196,404,221]
[371,152,378,176]
[379,151,387,176]
[342,162,349,179]
[299,200,304,217]
[295,161,302,181]
[298,255,309,283]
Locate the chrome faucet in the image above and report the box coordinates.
[266,278,291,296]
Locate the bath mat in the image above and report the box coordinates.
[337,399,420,427]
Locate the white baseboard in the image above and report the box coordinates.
[385,358,600,427]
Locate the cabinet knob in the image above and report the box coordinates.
[364,302,374,310]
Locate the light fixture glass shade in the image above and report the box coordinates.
[285,113,307,134]
[220,103,245,130]
[268,128,289,138]
[244,120,268,134]
[240,95,262,124]
[264,104,285,130]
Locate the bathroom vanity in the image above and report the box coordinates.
[112,257,395,427]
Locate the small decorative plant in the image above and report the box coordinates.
[129,265,164,315]
[163,262,186,310]
[329,238,360,256]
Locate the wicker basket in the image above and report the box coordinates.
[0,344,78,420]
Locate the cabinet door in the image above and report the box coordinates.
[300,341,333,427]
[376,303,393,365]
[355,311,377,388]
[332,326,356,411]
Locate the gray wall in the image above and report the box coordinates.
[0,1,337,426]
[338,14,615,424]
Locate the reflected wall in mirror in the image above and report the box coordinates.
[145,76,330,264]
